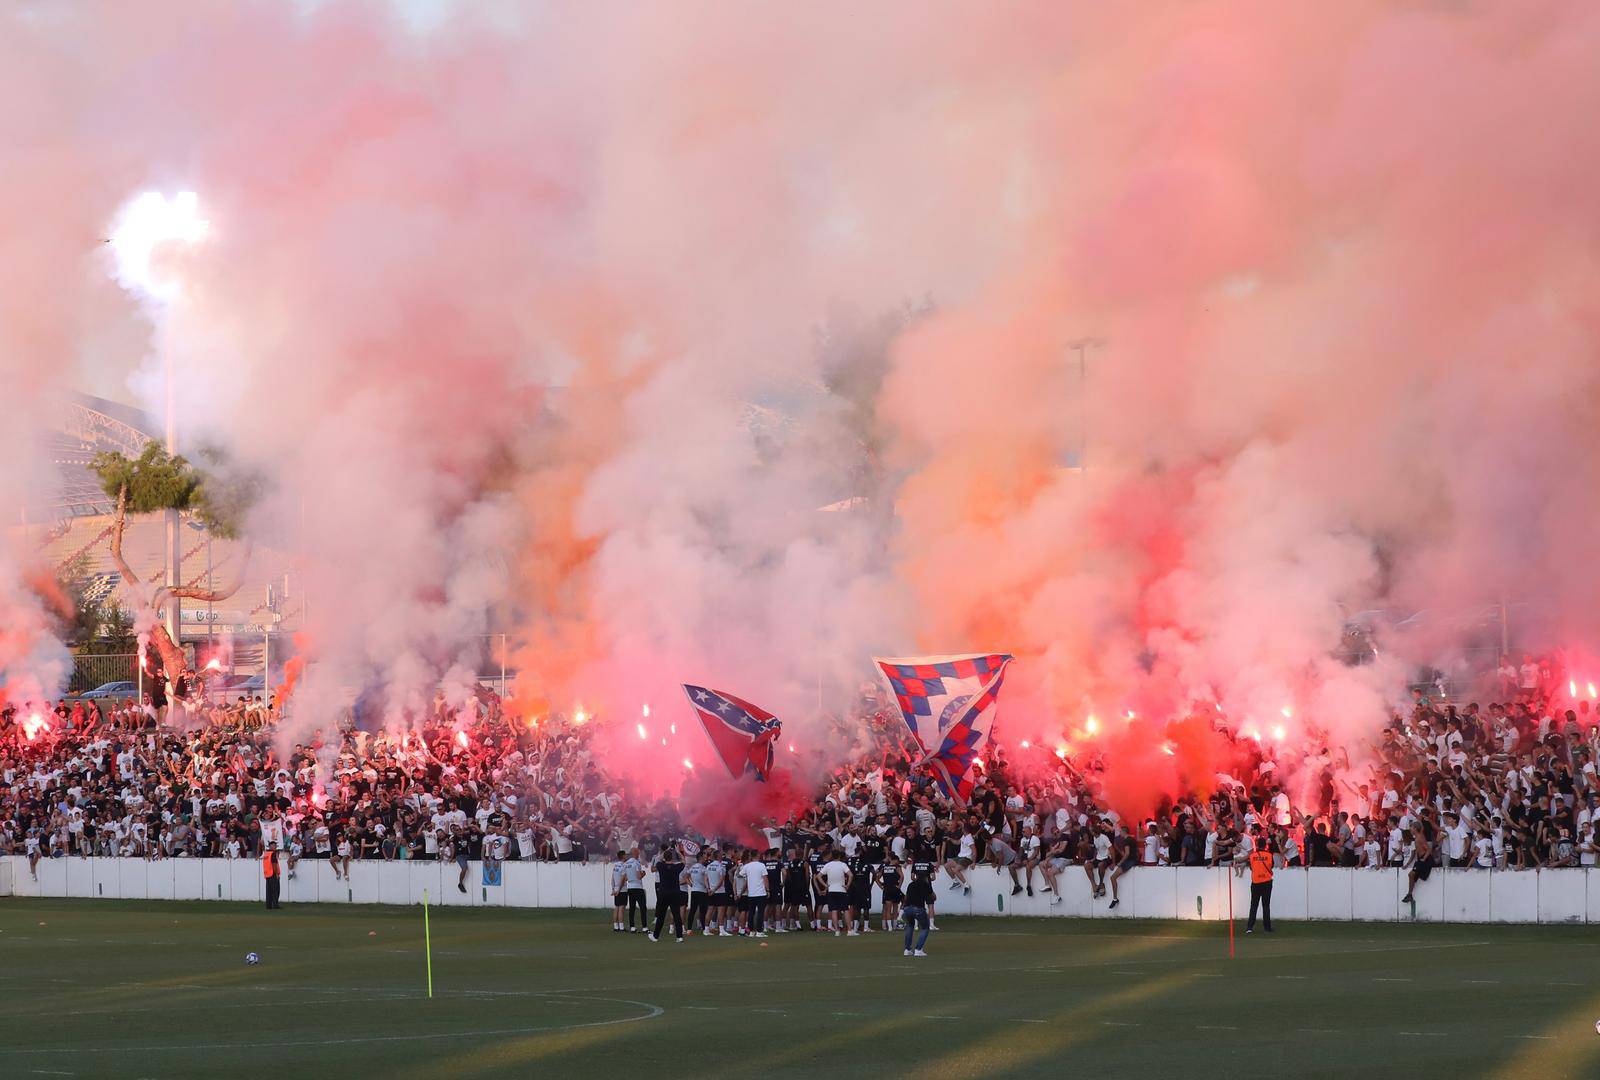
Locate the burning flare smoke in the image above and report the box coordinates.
[0,5,1597,818]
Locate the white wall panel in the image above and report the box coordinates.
[173,859,203,900]
[570,863,606,909]
[1351,868,1399,922]
[37,858,67,898]
[345,859,380,905]
[1267,869,1309,921]
[929,868,974,917]
[377,860,411,906]
[12,859,41,897]
[118,858,148,900]
[147,859,176,900]
[537,862,573,907]
[1171,867,1226,921]
[91,857,120,899]
[1489,869,1538,923]
[1537,869,1586,925]
[66,857,94,898]
[1440,868,1491,923]
[409,859,443,906]
[1132,866,1177,920]
[1,858,1589,925]
[230,859,262,903]
[1306,868,1352,920]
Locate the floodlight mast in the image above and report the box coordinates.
[106,190,210,647]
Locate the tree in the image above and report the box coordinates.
[55,553,105,646]
[89,441,259,688]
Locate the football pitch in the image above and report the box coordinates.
[2,899,1598,1079]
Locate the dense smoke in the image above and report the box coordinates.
[4,4,1600,816]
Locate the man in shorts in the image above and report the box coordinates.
[685,850,710,934]
[780,845,810,932]
[1041,831,1070,905]
[611,849,629,931]
[1106,826,1137,909]
[816,848,853,936]
[703,850,729,935]
[1088,823,1113,898]
[847,848,874,934]
[1401,829,1435,905]
[806,840,829,929]
[943,819,977,895]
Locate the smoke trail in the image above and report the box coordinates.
[4,4,1599,822]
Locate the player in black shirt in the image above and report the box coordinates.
[878,854,904,932]
[805,842,828,930]
[902,858,936,956]
[847,852,874,934]
[649,846,686,943]
[780,847,809,932]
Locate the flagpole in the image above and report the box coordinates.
[423,889,434,998]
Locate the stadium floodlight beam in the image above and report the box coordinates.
[107,190,210,645]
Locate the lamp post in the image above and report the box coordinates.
[186,518,213,645]
[106,190,209,647]
[1066,336,1106,470]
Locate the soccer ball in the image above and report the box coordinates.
[245,952,260,965]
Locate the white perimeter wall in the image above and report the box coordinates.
[2,857,1598,924]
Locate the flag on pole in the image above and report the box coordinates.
[682,684,782,780]
[874,653,1013,805]
[873,653,1013,757]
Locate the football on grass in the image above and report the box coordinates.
[245,952,260,965]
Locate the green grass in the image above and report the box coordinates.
[2,899,1598,1079]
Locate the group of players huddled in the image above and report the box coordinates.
[610,838,939,955]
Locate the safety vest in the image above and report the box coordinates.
[263,851,277,879]
[1249,850,1274,884]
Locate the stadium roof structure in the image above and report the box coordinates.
[21,394,300,638]
[39,393,159,519]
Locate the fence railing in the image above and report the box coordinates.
[66,653,138,696]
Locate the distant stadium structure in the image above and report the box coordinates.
[22,394,299,643]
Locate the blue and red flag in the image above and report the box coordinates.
[682,684,782,781]
[874,653,1013,805]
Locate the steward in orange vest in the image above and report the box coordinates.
[263,848,281,910]
[1245,838,1276,934]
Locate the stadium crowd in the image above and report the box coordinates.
[2,654,1598,922]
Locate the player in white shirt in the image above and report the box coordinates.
[738,851,770,937]
[816,851,854,936]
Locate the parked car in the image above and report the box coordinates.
[209,673,264,703]
[74,680,139,702]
